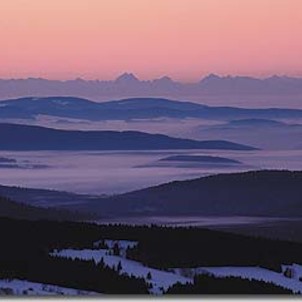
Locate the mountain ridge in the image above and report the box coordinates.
[0,123,256,150]
[0,96,302,121]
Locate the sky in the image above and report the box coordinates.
[0,0,301,81]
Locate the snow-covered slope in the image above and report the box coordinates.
[52,248,191,294]
[0,279,99,296]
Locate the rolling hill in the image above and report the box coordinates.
[73,170,302,218]
[0,123,256,150]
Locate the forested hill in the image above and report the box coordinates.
[75,170,302,218]
[0,195,89,221]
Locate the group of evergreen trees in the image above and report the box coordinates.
[165,274,293,295]
[0,255,148,294]
[125,226,302,272]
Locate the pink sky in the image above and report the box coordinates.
[0,0,301,81]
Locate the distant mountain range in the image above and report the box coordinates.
[0,123,256,150]
[0,96,302,121]
[71,170,302,218]
[0,74,302,108]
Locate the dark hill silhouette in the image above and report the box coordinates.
[0,123,256,150]
[0,195,88,221]
[74,170,302,218]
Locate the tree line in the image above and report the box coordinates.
[165,274,293,295]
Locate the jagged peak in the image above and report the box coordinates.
[115,72,139,83]
[200,73,222,82]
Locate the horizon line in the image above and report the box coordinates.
[1,72,302,83]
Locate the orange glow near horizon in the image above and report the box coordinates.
[0,0,301,81]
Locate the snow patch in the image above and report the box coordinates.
[0,279,99,296]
